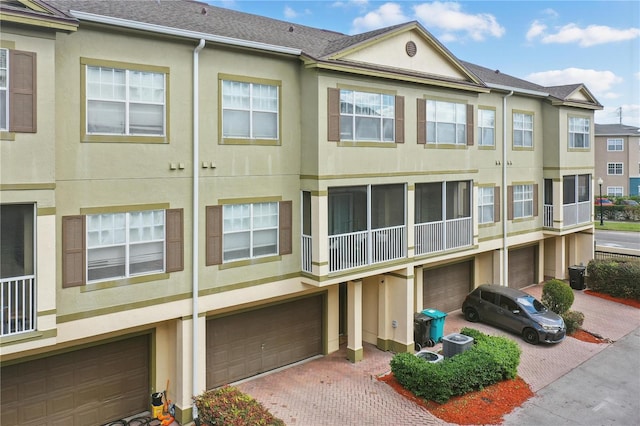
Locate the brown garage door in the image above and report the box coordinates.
[207,295,323,389]
[423,260,472,313]
[1,334,149,426]
[509,245,537,289]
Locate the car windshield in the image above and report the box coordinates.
[517,295,547,314]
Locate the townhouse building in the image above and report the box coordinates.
[0,1,601,424]
[594,123,640,197]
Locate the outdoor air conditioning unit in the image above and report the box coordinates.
[442,333,474,358]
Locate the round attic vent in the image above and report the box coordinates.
[405,41,417,57]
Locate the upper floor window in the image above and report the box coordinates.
[340,89,395,142]
[223,202,278,262]
[568,117,590,148]
[607,138,623,151]
[0,47,36,134]
[427,100,467,145]
[87,210,166,282]
[513,184,533,218]
[478,186,496,224]
[478,109,495,146]
[607,163,623,175]
[327,87,403,143]
[513,112,533,148]
[563,174,590,204]
[221,78,279,141]
[86,65,165,136]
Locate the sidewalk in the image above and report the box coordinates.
[236,284,640,425]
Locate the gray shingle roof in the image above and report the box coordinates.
[44,0,599,105]
[595,123,640,136]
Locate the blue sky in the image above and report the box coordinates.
[209,0,640,127]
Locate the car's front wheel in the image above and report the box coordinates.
[522,328,539,345]
[464,308,480,322]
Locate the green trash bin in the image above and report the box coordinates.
[421,308,447,343]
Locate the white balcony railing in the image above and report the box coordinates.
[328,225,406,273]
[544,204,553,227]
[414,217,472,256]
[1,275,36,336]
[563,201,592,227]
[301,234,312,273]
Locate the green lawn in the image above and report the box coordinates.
[594,221,640,232]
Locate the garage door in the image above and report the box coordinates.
[207,295,323,389]
[423,260,472,313]
[509,245,537,289]
[1,335,149,426]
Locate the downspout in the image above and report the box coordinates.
[502,91,513,287]
[192,38,205,422]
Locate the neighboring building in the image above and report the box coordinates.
[594,123,640,196]
[0,0,601,424]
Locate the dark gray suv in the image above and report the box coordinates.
[461,284,566,345]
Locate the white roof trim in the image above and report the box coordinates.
[487,83,548,97]
[70,10,302,55]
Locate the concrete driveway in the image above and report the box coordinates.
[236,284,640,425]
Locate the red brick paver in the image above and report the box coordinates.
[236,284,640,425]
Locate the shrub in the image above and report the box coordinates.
[562,310,585,335]
[194,385,285,426]
[587,259,640,300]
[542,279,574,314]
[390,328,521,403]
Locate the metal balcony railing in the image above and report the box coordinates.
[1,275,36,336]
[415,217,472,256]
[327,225,406,273]
[301,234,312,273]
[544,204,553,227]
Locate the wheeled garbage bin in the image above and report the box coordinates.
[568,265,586,290]
[421,308,447,344]
[413,312,434,350]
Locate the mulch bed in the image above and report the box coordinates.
[584,290,640,309]
[378,373,533,425]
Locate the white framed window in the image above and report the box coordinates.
[86,65,166,136]
[478,187,494,223]
[340,89,395,142]
[427,100,467,145]
[0,48,7,131]
[223,202,278,262]
[513,113,533,147]
[478,109,495,146]
[607,163,623,175]
[222,80,279,139]
[607,138,623,151]
[513,184,533,218]
[87,210,165,282]
[607,187,623,197]
[568,117,590,148]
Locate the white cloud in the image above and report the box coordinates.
[350,2,408,34]
[284,6,297,19]
[596,105,640,128]
[531,23,640,47]
[413,1,505,41]
[541,8,559,19]
[526,68,623,100]
[526,20,547,41]
[333,0,369,9]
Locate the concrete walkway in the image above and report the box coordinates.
[236,284,640,425]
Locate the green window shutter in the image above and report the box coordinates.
[507,186,514,220]
[466,104,474,146]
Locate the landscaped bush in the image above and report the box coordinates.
[587,259,640,300]
[562,310,585,335]
[193,385,285,426]
[541,279,574,314]
[390,328,521,403]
